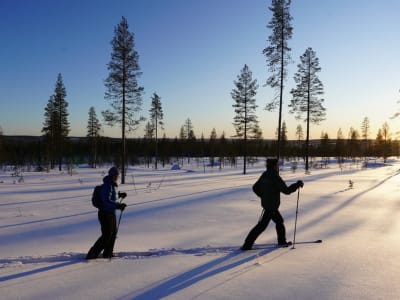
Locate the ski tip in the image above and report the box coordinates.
[315,239,322,243]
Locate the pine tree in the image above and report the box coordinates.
[336,128,345,166]
[183,118,194,140]
[296,124,304,141]
[53,73,70,171]
[144,122,154,139]
[188,129,196,140]
[361,117,370,158]
[179,126,186,140]
[263,0,293,161]
[180,118,195,164]
[289,47,325,171]
[295,124,304,162]
[219,131,227,168]
[231,64,259,174]
[210,128,217,140]
[42,95,57,169]
[42,74,70,171]
[209,128,217,167]
[380,122,391,162]
[281,121,288,159]
[348,127,360,161]
[320,132,330,160]
[103,16,144,183]
[149,93,164,169]
[87,107,101,168]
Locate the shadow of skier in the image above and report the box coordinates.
[123,246,281,300]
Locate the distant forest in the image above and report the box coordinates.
[0,135,397,170]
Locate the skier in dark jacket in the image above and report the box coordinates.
[86,166,127,259]
[241,158,303,250]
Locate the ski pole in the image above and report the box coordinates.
[116,210,123,235]
[292,188,300,249]
[116,197,124,236]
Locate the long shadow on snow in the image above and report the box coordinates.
[0,244,282,285]
[0,259,82,283]
[286,169,400,240]
[0,193,92,207]
[120,245,283,300]
[0,187,249,242]
[0,211,94,229]
[0,179,251,230]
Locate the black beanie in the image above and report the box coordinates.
[266,158,278,169]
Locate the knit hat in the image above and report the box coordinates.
[108,166,120,177]
[266,158,278,169]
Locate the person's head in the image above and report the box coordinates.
[266,158,279,170]
[108,166,120,182]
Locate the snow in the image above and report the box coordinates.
[2,159,400,299]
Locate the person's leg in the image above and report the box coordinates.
[242,210,272,250]
[86,211,109,259]
[271,210,287,244]
[102,213,117,258]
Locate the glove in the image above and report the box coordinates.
[118,192,127,199]
[297,180,304,188]
[117,203,127,211]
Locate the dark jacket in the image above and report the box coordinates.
[260,169,298,210]
[100,175,119,214]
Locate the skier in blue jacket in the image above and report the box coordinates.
[86,167,127,259]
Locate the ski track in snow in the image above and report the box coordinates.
[0,243,288,266]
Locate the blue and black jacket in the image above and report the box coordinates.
[100,175,119,214]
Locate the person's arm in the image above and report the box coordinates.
[274,174,302,195]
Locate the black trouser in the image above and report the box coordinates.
[87,211,117,259]
[243,209,286,246]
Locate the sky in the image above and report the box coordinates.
[1,0,399,140]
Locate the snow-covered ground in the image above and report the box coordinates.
[2,159,400,300]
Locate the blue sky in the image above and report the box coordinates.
[1,0,399,139]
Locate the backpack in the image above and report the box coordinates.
[252,174,268,198]
[91,184,104,209]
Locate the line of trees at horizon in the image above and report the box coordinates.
[0,130,396,170]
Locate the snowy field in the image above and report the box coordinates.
[2,158,400,300]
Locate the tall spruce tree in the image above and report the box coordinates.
[87,107,102,168]
[42,95,57,168]
[289,47,325,171]
[231,64,259,174]
[361,117,370,158]
[149,93,164,169]
[103,16,144,183]
[53,74,70,171]
[263,0,293,161]
[179,126,186,140]
[182,118,194,140]
[42,74,70,171]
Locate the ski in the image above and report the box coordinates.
[242,242,291,251]
[295,239,322,244]
[245,239,322,251]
